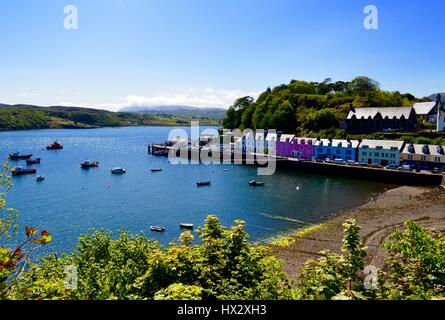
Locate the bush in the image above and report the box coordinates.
[10,216,295,300]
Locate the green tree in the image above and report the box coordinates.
[349,76,380,96]
[298,219,367,300]
[377,221,445,300]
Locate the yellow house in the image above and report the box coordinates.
[401,143,445,171]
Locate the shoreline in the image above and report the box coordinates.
[268,185,445,280]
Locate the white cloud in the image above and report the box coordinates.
[57,88,260,111]
[123,88,260,109]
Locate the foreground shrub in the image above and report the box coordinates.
[10,216,295,300]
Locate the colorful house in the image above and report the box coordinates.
[276,135,315,160]
[265,132,277,155]
[401,144,445,171]
[255,131,266,154]
[314,139,360,162]
[234,131,255,154]
[276,134,295,157]
[244,131,255,154]
[358,139,404,166]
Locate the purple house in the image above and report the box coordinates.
[276,135,315,160]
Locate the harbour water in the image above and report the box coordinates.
[0,126,392,256]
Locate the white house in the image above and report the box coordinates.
[266,132,278,155]
[245,131,256,154]
[255,131,265,154]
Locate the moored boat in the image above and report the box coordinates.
[9,153,32,160]
[81,161,99,169]
[26,158,41,165]
[36,175,45,182]
[12,166,36,176]
[197,181,211,187]
[249,180,264,186]
[150,226,166,232]
[46,141,63,150]
[180,223,194,229]
[111,167,126,174]
[150,168,162,172]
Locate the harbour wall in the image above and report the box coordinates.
[148,144,444,186]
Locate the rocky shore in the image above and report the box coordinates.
[269,185,445,280]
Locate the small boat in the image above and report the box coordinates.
[46,141,63,150]
[81,161,99,169]
[9,153,32,161]
[223,169,229,172]
[12,166,36,176]
[26,158,41,165]
[180,223,194,229]
[150,226,166,232]
[150,168,162,172]
[249,180,264,186]
[36,175,45,182]
[111,167,126,174]
[197,181,211,187]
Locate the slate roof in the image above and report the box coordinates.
[360,139,405,150]
[347,107,414,120]
[279,134,295,142]
[314,139,361,148]
[413,102,437,116]
[403,143,445,156]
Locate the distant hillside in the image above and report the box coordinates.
[0,104,220,131]
[427,93,445,102]
[119,105,227,120]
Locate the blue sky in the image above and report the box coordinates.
[0,0,444,110]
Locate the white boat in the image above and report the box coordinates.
[111,167,126,174]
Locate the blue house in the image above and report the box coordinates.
[313,139,361,162]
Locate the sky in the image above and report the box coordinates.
[0,0,444,111]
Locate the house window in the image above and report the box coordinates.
[346,150,352,155]
[317,148,323,153]
[421,156,427,161]
[362,151,367,156]
[336,149,341,155]
[435,157,440,162]
[374,152,379,157]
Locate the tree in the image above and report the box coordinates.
[1,161,52,299]
[349,76,380,96]
[222,106,238,129]
[298,219,367,300]
[304,108,338,131]
[377,221,445,300]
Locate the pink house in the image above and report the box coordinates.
[276,135,315,160]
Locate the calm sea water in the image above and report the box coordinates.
[0,126,391,256]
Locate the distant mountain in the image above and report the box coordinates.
[0,103,220,131]
[119,105,227,120]
[427,93,445,102]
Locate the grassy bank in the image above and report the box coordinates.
[0,105,221,131]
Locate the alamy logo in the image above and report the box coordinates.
[363,265,378,290]
[64,5,78,30]
[363,5,378,30]
[64,265,78,290]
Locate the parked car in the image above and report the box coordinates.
[385,164,399,170]
[398,165,411,172]
[334,158,346,165]
[370,163,384,169]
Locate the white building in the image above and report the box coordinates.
[266,132,278,155]
[255,131,265,154]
